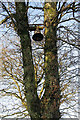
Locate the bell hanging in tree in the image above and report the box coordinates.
[32,26,43,41]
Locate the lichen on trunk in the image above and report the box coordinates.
[14,2,61,119]
[41,2,61,119]
[15,2,41,118]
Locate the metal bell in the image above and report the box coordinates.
[32,26,43,41]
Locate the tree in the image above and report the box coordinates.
[0,1,80,120]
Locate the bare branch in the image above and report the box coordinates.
[28,6,43,10]
[0,2,16,26]
[0,15,10,25]
[58,38,80,50]
[59,17,80,24]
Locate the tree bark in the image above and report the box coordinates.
[41,2,61,119]
[15,2,41,118]
[14,2,61,119]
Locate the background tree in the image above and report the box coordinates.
[0,1,80,119]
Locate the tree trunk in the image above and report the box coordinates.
[14,2,61,119]
[15,2,41,118]
[41,2,61,119]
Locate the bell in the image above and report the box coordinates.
[32,26,43,41]
[32,32,43,41]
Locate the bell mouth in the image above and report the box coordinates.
[32,33,43,41]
